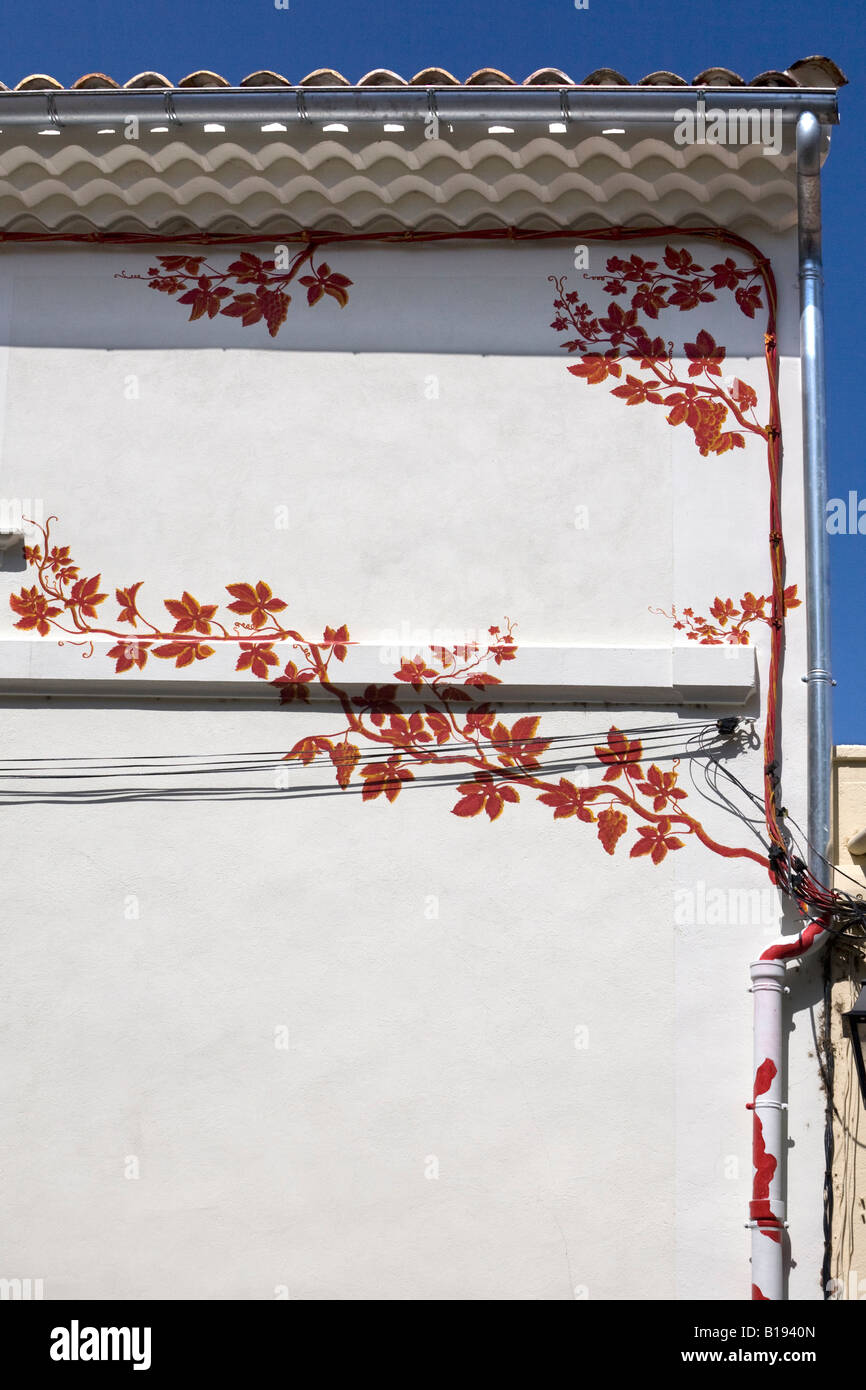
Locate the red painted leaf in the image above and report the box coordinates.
[594,726,644,781]
[394,655,438,691]
[360,755,413,803]
[226,581,288,629]
[107,640,150,673]
[322,624,350,661]
[423,707,452,746]
[69,573,107,618]
[10,586,62,636]
[284,735,333,765]
[116,582,143,626]
[164,591,218,635]
[629,818,685,865]
[153,641,214,669]
[537,778,597,822]
[568,354,622,385]
[236,642,280,679]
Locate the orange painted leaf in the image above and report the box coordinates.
[610,374,665,405]
[537,778,597,822]
[235,642,280,679]
[153,641,214,669]
[735,284,763,318]
[221,293,264,328]
[322,624,350,661]
[731,378,758,410]
[394,655,438,690]
[116,583,143,626]
[629,818,685,865]
[429,645,456,670]
[783,584,801,612]
[69,574,107,618]
[452,778,519,821]
[593,726,644,781]
[10,586,62,636]
[107,640,150,673]
[284,735,333,765]
[360,755,413,803]
[452,786,486,818]
[635,764,688,812]
[567,354,622,385]
[423,707,452,746]
[272,660,316,704]
[164,591,218,635]
[464,672,502,687]
[226,581,288,629]
[685,330,725,377]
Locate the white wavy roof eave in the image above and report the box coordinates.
[0,129,810,235]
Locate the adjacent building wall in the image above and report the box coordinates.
[829,748,866,1299]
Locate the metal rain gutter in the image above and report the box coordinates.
[0,85,841,130]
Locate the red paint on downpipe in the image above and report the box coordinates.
[749,1060,780,1225]
[760,917,828,962]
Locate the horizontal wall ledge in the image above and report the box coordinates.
[0,639,758,707]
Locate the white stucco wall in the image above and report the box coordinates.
[0,233,826,1299]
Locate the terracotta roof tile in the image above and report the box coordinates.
[787,56,847,87]
[13,74,65,91]
[296,68,350,87]
[465,67,516,85]
[239,70,292,88]
[1,59,847,91]
[70,73,120,90]
[582,68,630,86]
[409,67,460,86]
[692,68,745,88]
[178,70,232,88]
[638,71,689,87]
[524,68,576,86]
[123,72,172,90]
[750,70,799,88]
[356,69,408,87]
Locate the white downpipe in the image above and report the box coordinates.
[746,109,834,1301]
[748,960,788,1300]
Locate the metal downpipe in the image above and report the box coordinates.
[797,109,833,879]
[747,109,834,1302]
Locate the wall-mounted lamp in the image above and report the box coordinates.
[846,827,866,856]
[0,528,24,569]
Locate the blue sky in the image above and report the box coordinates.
[2,0,862,738]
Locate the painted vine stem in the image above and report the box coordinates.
[10,239,793,869]
[549,246,800,644]
[116,246,352,337]
[12,517,768,870]
[550,245,766,457]
[651,588,800,646]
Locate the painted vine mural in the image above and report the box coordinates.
[116,244,352,337]
[11,241,796,871]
